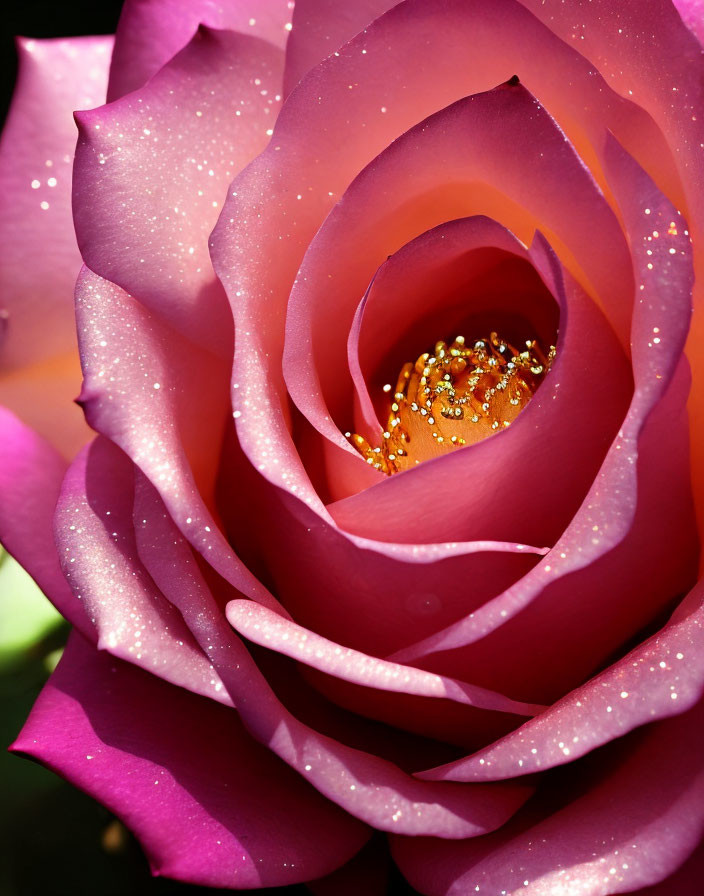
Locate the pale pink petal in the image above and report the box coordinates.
[0,407,90,637]
[11,631,369,888]
[0,36,112,457]
[74,26,283,352]
[56,438,234,704]
[108,0,291,99]
[392,698,704,896]
[74,267,285,614]
[227,599,543,717]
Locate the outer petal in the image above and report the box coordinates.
[673,0,704,45]
[0,36,112,457]
[56,437,235,705]
[0,408,90,637]
[11,631,368,889]
[392,698,704,896]
[74,26,284,352]
[74,266,284,614]
[108,0,291,100]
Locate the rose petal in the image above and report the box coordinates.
[227,598,546,751]
[0,36,112,456]
[219,431,543,657]
[388,354,696,701]
[226,598,545,724]
[284,0,392,95]
[0,408,90,638]
[518,0,704,544]
[213,0,670,539]
[284,0,683,204]
[108,0,291,100]
[321,220,629,551]
[284,82,630,456]
[417,575,704,781]
[392,697,704,895]
[672,0,704,46]
[623,840,704,896]
[74,266,285,614]
[130,472,534,837]
[391,140,695,684]
[11,630,369,889]
[56,437,234,705]
[74,26,283,352]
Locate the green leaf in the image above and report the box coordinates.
[0,548,62,668]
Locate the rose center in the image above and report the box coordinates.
[348,332,555,475]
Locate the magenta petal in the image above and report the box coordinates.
[108,0,291,99]
[392,698,704,896]
[11,631,368,888]
[0,408,91,638]
[0,36,112,456]
[672,0,704,45]
[74,26,283,352]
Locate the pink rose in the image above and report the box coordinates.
[3,1,704,893]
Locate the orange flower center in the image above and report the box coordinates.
[348,333,555,475]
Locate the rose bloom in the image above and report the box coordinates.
[3,0,704,893]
